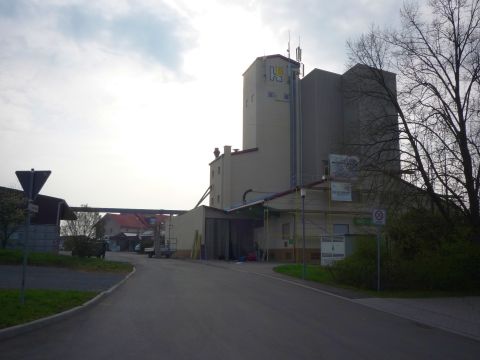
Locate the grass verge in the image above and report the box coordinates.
[273,264,480,298]
[0,289,97,329]
[0,249,133,273]
[274,264,337,285]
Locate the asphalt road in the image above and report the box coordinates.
[0,265,125,291]
[1,253,479,359]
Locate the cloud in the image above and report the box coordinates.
[57,3,195,71]
[231,0,401,73]
[0,0,406,209]
[0,1,195,72]
[0,0,29,18]
[110,11,188,69]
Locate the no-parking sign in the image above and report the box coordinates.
[372,209,386,226]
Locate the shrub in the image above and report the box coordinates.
[330,236,386,290]
[70,236,98,258]
[330,210,480,291]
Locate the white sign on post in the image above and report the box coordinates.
[372,209,386,226]
[331,182,352,202]
[27,202,39,213]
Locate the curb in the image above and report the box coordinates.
[0,266,136,342]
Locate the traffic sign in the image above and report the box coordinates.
[372,209,386,226]
[15,170,51,200]
[27,202,39,213]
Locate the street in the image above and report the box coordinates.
[1,252,479,359]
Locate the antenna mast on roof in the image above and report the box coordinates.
[287,30,291,59]
[296,36,304,77]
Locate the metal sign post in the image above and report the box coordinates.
[15,169,51,304]
[301,188,307,280]
[372,209,386,292]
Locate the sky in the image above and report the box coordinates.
[0,0,401,210]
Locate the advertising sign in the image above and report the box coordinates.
[329,154,359,180]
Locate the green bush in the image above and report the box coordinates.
[330,237,386,289]
[390,240,480,291]
[332,210,480,291]
[70,236,100,258]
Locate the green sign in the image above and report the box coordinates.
[354,217,372,226]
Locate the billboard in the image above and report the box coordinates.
[329,154,359,180]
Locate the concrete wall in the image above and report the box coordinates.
[102,217,121,237]
[342,65,400,174]
[165,207,205,257]
[210,55,301,210]
[301,69,345,183]
[209,146,232,209]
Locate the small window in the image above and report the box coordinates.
[211,169,214,178]
[333,224,349,235]
[282,223,290,240]
[251,94,254,102]
[217,166,221,174]
[217,195,220,203]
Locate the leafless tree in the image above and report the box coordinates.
[347,0,480,240]
[61,204,103,239]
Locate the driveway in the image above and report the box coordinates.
[0,253,479,359]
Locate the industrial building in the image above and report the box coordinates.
[0,186,77,253]
[165,53,400,263]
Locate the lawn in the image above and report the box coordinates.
[0,289,97,329]
[274,264,337,285]
[0,249,133,273]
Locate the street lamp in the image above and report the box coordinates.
[301,188,306,280]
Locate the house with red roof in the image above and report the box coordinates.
[96,213,166,251]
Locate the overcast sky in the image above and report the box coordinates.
[0,0,401,210]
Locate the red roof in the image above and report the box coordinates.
[107,214,147,229]
[101,213,167,229]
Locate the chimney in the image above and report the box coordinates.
[213,147,220,158]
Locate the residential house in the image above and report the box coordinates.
[97,213,166,251]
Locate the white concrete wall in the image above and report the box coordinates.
[210,55,301,210]
[266,186,375,235]
[165,207,205,253]
[102,217,121,237]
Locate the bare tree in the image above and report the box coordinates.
[347,0,480,240]
[0,188,26,248]
[61,204,103,239]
